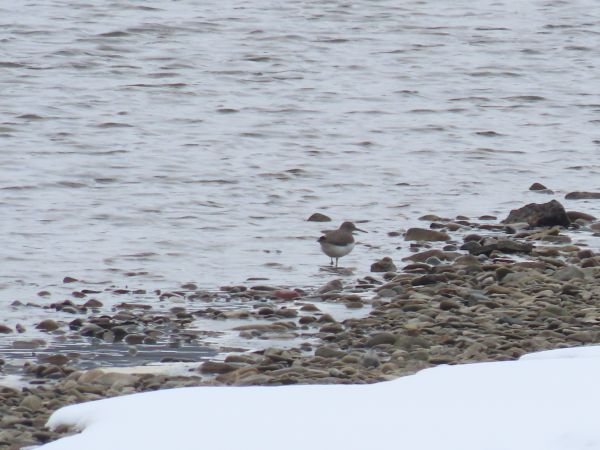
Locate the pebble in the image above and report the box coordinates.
[35,319,60,332]
[404,228,450,242]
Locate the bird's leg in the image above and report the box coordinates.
[335,257,339,268]
[330,258,334,266]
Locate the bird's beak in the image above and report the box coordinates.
[354,227,367,233]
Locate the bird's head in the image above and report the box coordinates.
[340,221,367,233]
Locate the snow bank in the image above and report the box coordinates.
[40,346,600,450]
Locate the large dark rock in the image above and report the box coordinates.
[502,200,570,228]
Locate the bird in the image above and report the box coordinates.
[318,221,366,267]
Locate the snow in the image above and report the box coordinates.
[40,345,600,450]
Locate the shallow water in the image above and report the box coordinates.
[1,1,600,299]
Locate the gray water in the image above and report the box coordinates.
[1,0,600,301]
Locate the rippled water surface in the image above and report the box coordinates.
[2,0,600,297]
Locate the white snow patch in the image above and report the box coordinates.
[39,345,600,450]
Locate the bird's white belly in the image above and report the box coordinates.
[320,242,354,258]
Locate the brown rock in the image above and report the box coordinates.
[565,191,600,200]
[124,334,146,345]
[35,319,60,332]
[199,361,237,374]
[274,290,300,300]
[307,213,332,222]
[370,256,397,272]
[83,299,103,308]
[41,354,69,366]
[0,324,12,334]
[317,279,343,294]
[502,200,570,227]
[567,211,596,222]
[366,333,397,347]
[529,182,548,191]
[319,323,344,333]
[405,228,450,241]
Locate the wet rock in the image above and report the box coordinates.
[35,319,60,332]
[319,323,344,333]
[495,239,533,254]
[79,323,105,337]
[12,338,46,349]
[83,299,103,308]
[37,290,51,297]
[274,290,300,300]
[63,276,78,283]
[299,316,317,324]
[276,308,298,318]
[41,354,69,366]
[181,282,198,290]
[370,256,397,273]
[567,211,596,222]
[565,191,600,200]
[299,303,320,312]
[307,213,331,222]
[124,334,146,345]
[317,279,343,294]
[529,182,548,191]
[502,200,570,228]
[257,307,275,316]
[404,228,450,242]
[0,324,12,333]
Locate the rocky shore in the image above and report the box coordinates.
[3,199,600,449]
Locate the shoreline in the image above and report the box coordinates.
[4,201,600,448]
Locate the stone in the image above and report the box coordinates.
[79,323,105,337]
[273,289,300,300]
[41,354,69,366]
[20,394,42,412]
[565,191,600,200]
[94,372,139,389]
[366,333,397,347]
[403,249,461,262]
[567,211,596,222]
[35,319,60,332]
[529,182,548,191]
[404,228,450,241]
[12,339,46,349]
[361,350,380,368]
[315,347,346,358]
[0,324,12,333]
[199,361,238,374]
[370,256,397,272]
[439,299,460,311]
[123,334,146,345]
[495,239,533,254]
[319,323,344,333]
[502,200,570,228]
[307,213,332,222]
[83,299,103,308]
[552,266,585,281]
[317,279,343,294]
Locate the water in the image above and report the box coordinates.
[1,0,600,299]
